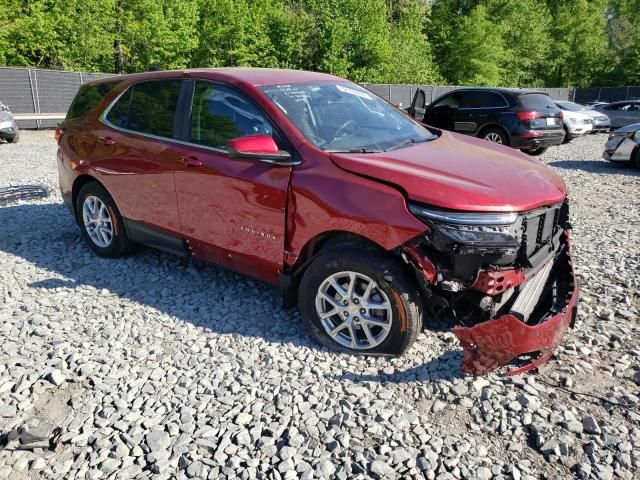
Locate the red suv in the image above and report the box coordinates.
[57,69,578,374]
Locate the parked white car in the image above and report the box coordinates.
[556,101,610,133]
[555,103,593,142]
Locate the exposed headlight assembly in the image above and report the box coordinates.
[408,203,522,255]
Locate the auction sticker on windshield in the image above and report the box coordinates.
[336,84,372,100]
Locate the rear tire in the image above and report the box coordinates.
[562,126,571,144]
[480,127,510,146]
[298,248,422,356]
[524,147,548,156]
[76,182,130,258]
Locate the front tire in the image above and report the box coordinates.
[76,182,130,257]
[6,129,19,143]
[298,248,422,356]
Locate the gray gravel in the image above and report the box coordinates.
[0,131,638,479]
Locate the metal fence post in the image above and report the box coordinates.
[27,69,40,130]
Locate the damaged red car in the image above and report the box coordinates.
[57,68,578,375]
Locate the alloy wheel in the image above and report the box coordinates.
[82,195,113,248]
[315,271,393,350]
[484,132,503,144]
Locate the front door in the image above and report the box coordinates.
[424,91,464,131]
[174,80,292,284]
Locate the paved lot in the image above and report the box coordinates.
[0,131,638,479]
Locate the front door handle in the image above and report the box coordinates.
[179,156,203,167]
[97,136,115,145]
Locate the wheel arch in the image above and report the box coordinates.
[72,174,107,216]
[477,123,511,145]
[281,230,404,308]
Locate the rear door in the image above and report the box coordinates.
[173,80,292,284]
[455,91,508,134]
[96,79,184,233]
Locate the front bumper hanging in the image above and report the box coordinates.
[452,230,579,376]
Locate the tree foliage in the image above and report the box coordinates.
[0,0,635,87]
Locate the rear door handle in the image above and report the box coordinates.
[179,156,203,167]
[97,136,115,145]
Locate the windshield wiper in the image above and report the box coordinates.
[385,137,432,152]
[326,147,383,153]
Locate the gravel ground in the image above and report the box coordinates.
[0,131,638,479]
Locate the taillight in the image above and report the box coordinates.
[516,111,542,121]
[54,127,63,143]
[558,111,563,119]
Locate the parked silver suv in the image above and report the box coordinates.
[0,101,19,144]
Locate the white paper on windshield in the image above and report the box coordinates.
[336,84,372,100]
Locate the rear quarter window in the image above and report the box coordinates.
[518,94,558,110]
[67,81,121,119]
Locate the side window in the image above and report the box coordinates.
[190,82,273,149]
[127,80,182,138]
[433,92,464,109]
[67,81,121,119]
[462,92,486,108]
[462,92,508,108]
[105,88,132,128]
[487,92,508,108]
[605,103,627,111]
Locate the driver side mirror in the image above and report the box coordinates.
[227,135,296,166]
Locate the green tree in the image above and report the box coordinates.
[385,0,443,84]
[545,0,609,87]
[445,4,507,86]
[486,0,552,87]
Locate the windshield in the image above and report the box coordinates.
[259,81,436,152]
[557,101,585,112]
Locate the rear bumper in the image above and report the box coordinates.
[452,230,579,376]
[512,130,564,150]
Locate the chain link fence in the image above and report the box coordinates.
[0,67,117,129]
[1,67,639,129]
[572,86,640,104]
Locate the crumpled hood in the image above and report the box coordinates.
[330,131,566,212]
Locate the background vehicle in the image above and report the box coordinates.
[555,100,609,133]
[0,101,19,144]
[57,69,578,374]
[408,87,564,156]
[554,102,593,141]
[603,123,640,168]
[585,101,609,109]
[592,100,640,129]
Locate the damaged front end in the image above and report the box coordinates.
[402,200,579,375]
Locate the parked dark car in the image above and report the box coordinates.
[57,69,578,375]
[592,100,640,129]
[408,88,564,156]
[603,123,640,168]
[0,101,19,144]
